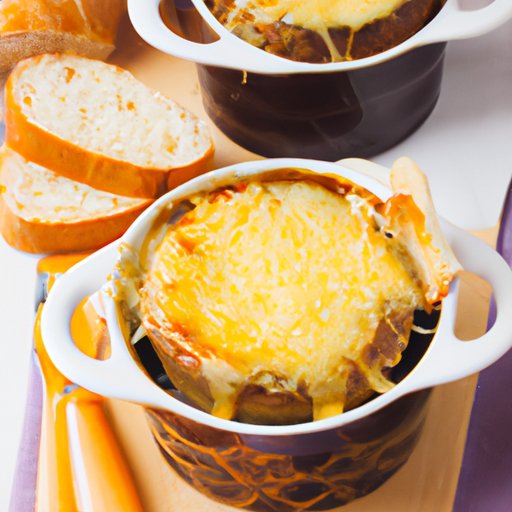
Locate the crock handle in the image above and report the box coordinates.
[127,0,292,74]
[417,0,512,45]
[403,223,512,394]
[40,244,173,410]
[41,225,512,415]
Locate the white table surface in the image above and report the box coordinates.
[0,16,511,512]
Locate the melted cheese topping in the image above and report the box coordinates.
[141,180,423,419]
[230,0,405,32]
[217,0,407,61]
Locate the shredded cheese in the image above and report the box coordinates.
[141,179,424,419]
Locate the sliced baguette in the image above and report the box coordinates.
[0,0,126,73]
[4,54,214,198]
[0,146,152,254]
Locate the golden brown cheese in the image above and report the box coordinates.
[228,0,405,33]
[140,180,424,420]
[0,0,124,43]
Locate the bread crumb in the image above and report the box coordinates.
[64,67,76,83]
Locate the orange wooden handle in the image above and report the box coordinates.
[35,302,143,512]
[66,397,143,512]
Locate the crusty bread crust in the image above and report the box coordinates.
[0,147,152,254]
[0,30,113,74]
[4,55,215,199]
[0,0,125,39]
[0,0,126,73]
[0,194,147,254]
[386,157,462,303]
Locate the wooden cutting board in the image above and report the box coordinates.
[98,15,496,512]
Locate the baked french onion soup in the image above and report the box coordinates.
[206,0,444,62]
[117,159,460,425]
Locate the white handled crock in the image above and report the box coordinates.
[41,158,512,436]
[128,0,512,74]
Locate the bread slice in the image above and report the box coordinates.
[0,0,126,74]
[0,146,152,254]
[382,157,463,305]
[4,54,214,198]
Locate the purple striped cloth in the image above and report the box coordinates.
[454,179,512,512]
[8,352,43,512]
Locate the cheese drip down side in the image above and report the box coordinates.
[215,0,407,61]
[229,0,406,32]
[140,180,424,421]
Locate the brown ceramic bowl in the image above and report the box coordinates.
[128,0,512,160]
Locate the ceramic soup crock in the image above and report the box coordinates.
[128,0,512,160]
[41,158,512,511]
